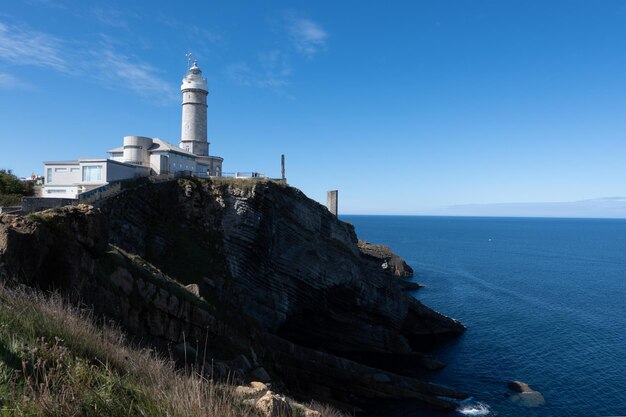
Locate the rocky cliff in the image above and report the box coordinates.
[0,178,466,411]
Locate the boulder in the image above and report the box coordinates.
[185,283,200,296]
[507,380,531,392]
[256,391,292,417]
[235,381,268,397]
[507,381,545,407]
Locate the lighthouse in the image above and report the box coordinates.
[179,60,209,156]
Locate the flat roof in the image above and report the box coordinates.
[44,160,80,165]
[44,159,150,169]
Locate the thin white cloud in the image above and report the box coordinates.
[284,14,328,57]
[155,13,224,46]
[226,62,254,87]
[226,12,326,91]
[0,72,34,90]
[92,49,178,103]
[226,50,292,89]
[92,8,131,29]
[0,20,177,104]
[0,22,68,72]
[188,25,224,45]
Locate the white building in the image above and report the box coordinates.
[42,60,223,198]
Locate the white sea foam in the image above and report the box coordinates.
[457,399,492,416]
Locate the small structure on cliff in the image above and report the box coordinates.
[327,190,338,216]
[42,58,224,199]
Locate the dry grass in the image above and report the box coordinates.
[0,284,350,417]
[0,284,261,417]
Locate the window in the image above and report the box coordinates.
[46,168,52,183]
[47,189,65,194]
[55,167,67,172]
[70,168,79,173]
[82,165,103,182]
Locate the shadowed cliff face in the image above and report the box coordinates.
[104,179,463,355]
[0,178,466,410]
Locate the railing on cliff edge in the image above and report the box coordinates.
[221,172,267,179]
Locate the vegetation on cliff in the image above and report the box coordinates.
[0,170,33,207]
[0,178,466,411]
[0,283,344,417]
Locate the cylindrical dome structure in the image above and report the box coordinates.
[180,61,208,156]
[123,136,152,165]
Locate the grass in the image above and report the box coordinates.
[0,283,259,417]
[0,284,349,417]
[0,194,22,207]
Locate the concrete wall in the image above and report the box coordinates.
[22,197,77,213]
[43,186,79,198]
[123,136,152,165]
[211,158,222,177]
[196,156,223,177]
[165,152,197,174]
[150,154,168,175]
[106,161,150,182]
[109,152,124,162]
[45,164,81,186]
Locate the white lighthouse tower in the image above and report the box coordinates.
[177,57,223,176]
[179,59,209,156]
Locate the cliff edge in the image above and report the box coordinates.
[0,178,466,410]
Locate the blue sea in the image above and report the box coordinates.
[344,215,626,417]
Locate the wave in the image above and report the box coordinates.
[457,398,492,416]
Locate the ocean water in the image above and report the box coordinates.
[344,215,626,417]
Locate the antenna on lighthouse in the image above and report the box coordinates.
[185,52,194,69]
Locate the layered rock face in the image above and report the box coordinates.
[0,178,466,410]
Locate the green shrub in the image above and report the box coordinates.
[0,169,33,207]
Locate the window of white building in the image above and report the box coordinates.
[46,168,52,183]
[82,165,103,182]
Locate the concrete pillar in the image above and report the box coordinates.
[327,190,338,216]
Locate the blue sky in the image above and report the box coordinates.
[1,1,626,215]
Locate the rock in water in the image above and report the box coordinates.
[507,380,531,392]
[507,380,545,407]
